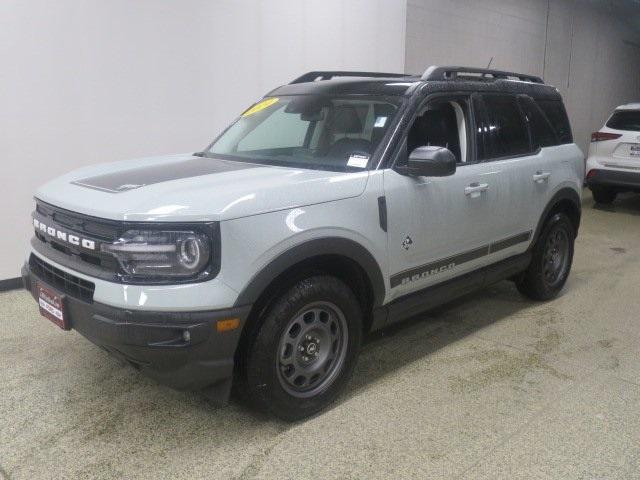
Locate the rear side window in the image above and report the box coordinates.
[475,95,530,160]
[473,96,489,160]
[536,100,572,144]
[606,111,640,131]
[519,96,558,148]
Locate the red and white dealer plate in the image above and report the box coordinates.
[37,282,69,330]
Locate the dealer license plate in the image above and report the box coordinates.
[37,282,69,330]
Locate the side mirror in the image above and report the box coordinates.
[395,146,457,177]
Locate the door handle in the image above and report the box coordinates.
[464,182,489,198]
[533,171,551,183]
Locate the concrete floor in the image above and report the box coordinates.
[2,191,640,479]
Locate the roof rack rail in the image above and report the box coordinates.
[421,65,544,84]
[290,71,413,84]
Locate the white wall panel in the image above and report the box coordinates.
[406,0,640,156]
[0,0,407,280]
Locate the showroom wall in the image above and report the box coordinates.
[405,0,640,155]
[3,0,639,283]
[0,0,407,281]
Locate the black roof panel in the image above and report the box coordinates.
[270,77,421,97]
[269,73,561,101]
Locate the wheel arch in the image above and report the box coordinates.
[234,237,385,332]
[532,187,582,246]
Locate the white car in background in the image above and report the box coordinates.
[586,103,640,204]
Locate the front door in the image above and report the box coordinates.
[383,95,500,301]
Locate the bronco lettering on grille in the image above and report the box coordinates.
[33,218,96,251]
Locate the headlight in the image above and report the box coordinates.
[102,230,211,279]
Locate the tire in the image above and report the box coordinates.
[240,275,362,421]
[591,187,616,204]
[516,212,575,301]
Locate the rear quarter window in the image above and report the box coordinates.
[536,100,573,144]
[606,111,640,131]
[475,95,530,160]
[519,96,558,148]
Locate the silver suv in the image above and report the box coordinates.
[23,66,583,420]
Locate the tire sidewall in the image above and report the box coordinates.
[531,212,575,297]
[245,276,363,420]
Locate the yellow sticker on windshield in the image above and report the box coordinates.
[242,98,279,117]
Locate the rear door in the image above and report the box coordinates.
[472,94,540,262]
[516,95,564,222]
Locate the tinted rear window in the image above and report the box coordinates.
[606,111,640,131]
[536,100,572,144]
[473,97,489,161]
[476,95,530,160]
[519,96,558,148]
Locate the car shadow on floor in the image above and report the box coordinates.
[591,192,640,216]
[341,280,536,402]
[58,282,551,429]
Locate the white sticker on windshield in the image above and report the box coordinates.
[347,154,369,168]
[374,116,387,128]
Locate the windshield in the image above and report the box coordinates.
[205,94,403,171]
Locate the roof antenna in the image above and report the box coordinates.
[481,57,494,79]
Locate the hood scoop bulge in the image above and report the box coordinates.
[71,157,257,193]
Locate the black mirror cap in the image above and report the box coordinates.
[395,146,457,177]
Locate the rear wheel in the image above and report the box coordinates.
[241,275,362,421]
[590,186,617,204]
[516,212,575,301]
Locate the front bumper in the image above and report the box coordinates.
[22,261,251,402]
[586,168,640,191]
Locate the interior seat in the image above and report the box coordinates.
[407,104,461,162]
[325,105,372,161]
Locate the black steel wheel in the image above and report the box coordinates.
[541,227,570,288]
[516,212,575,301]
[240,275,362,421]
[276,302,348,398]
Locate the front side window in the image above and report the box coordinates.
[606,110,640,131]
[405,98,469,164]
[476,95,530,160]
[206,95,403,171]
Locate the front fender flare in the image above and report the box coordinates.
[233,237,386,308]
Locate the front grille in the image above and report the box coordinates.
[36,201,122,240]
[33,200,122,274]
[29,254,95,303]
[32,199,221,285]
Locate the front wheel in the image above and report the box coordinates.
[241,275,362,421]
[516,212,575,301]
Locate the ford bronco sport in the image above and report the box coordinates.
[23,66,583,420]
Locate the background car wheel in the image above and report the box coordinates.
[516,212,575,301]
[590,187,617,204]
[241,275,362,421]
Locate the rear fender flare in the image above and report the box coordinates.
[531,187,581,246]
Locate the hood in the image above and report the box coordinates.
[35,154,369,222]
